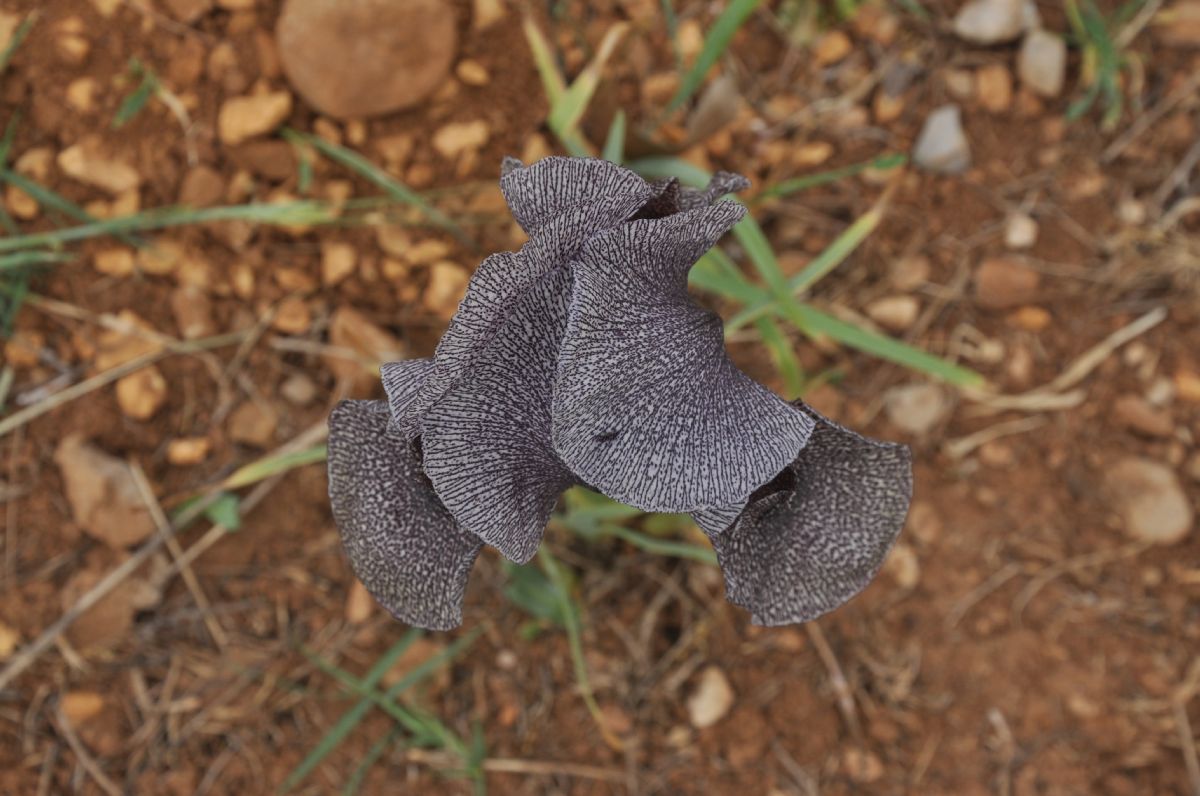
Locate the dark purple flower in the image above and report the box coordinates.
[328,157,912,630]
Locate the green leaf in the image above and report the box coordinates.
[112,59,159,129]
[665,0,765,114]
[754,153,906,202]
[601,110,626,164]
[502,561,575,626]
[203,492,242,531]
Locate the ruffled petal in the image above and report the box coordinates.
[420,265,578,564]
[394,177,656,437]
[552,203,816,517]
[328,400,482,631]
[690,500,747,536]
[380,358,434,435]
[635,172,753,219]
[500,156,654,234]
[712,405,912,626]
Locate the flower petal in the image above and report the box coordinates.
[712,406,912,625]
[420,265,577,564]
[393,183,656,437]
[636,172,753,219]
[500,156,653,234]
[552,203,816,517]
[328,399,482,631]
[381,358,434,435]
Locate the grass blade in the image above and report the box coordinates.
[665,0,765,114]
[282,629,424,792]
[602,110,626,164]
[754,316,805,397]
[0,170,144,248]
[0,251,74,271]
[547,22,628,140]
[522,16,566,105]
[600,523,717,563]
[777,303,985,387]
[689,249,764,305]
[0,11,36,75]
[221,444,327,490]
[112,59,159,129]
[342,727,403,796]
[282,129,469,245]
[754,153,906,202]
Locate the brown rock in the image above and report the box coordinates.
[228,401,278,448]
[136,238,187,276]
[57,140,141,195]
[271,297,312,334]
[1106,457,1193,545]
[218,91,293,146]
[163,0,213,23]
[1113,394,1174,438]
[345,579,375,624]
[116,365,169,420]
[687,666,734,729]
[865,295,919,332]
[4,331,43,368]
[889,255,931,291]
[276,0,457,119]
[170,286,216,340]
[813,31,852,66]
[432,120,490,160]
[93,248,135,277]
[61,692,106,725]
[974,257,1040,310]
[167,437,211,466]
[280,372,318,405]
[326,307,405,387]
[456,59,490,86]
[321,241,358,286]
[228,140,297,181]
[93,311,162,371]
[178,165,225,207]
[472,0,506,30]
[1155,1,1200,47]
[976,63,1013,113]
[54,435,156,548]
[61,567,160,652]
[884,383,951,436]
[424,261,469,318]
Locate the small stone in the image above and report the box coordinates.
[93,311,162,371]
[1155,0,1200,47]
[953,0,1031,44]
[218,91,293,146]
[58,141,141,195]
[54,18,90,64]
[61,692,106,725]
[865,295,919,332]
[1118,198,1147,226]
[976,64,1013,113]
[228,401,278,448]
[843,748,884,784]
[272,297,312,334]
[456,59,491,86]
[889,255,931,291]
[326,307,405,387]
[178,165,226,207]
[472,0,506,30]
[974,257,1040,310]
[1174,370,1200,403]
[54,434,156,548]
[814,31,853,66]
[793,141,834,168]
[1113,395,1174,438]
[1008,305,1051,332]
[883,543,920,588]
[163,0,213,22]
[167,437,211,466]
[1004,213,1038,249]
[170,287,216,340]
[1018,30,1067,98]
[0,620,18,661]
[66,77,99,113]
[906,501,943,546]
[687,666,734,729]
[3,331,43,368]
[1106,457,1193,545]
[884,383,951,437]
[321,241,357,286]
[406,239,453,265]
[913,105,971,174]
[943,68,975,101]
[5,185,38,219]
[280,372,318,405]
[116,366,169,420]
[345,579,375,624]
[424,261,470,318]
[432,120,490,160]
[277,0,457,119]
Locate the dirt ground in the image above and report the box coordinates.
[1,0,1199,793]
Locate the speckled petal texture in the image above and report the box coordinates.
[552,204,816,515]
[328,400,482,631]
[420,265,578,564]
[328,155,912,631]
[711,404,913,626]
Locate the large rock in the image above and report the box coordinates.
[276,0,457,119]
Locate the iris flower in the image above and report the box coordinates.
[328,157,912,631]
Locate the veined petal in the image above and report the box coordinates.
[636,171,753,219]
[712,405,912,625]
[381,358,434,435]
[420,265,577,564]
[328,400,482,631]
[500,156,654,234]
[552,203,815,517]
